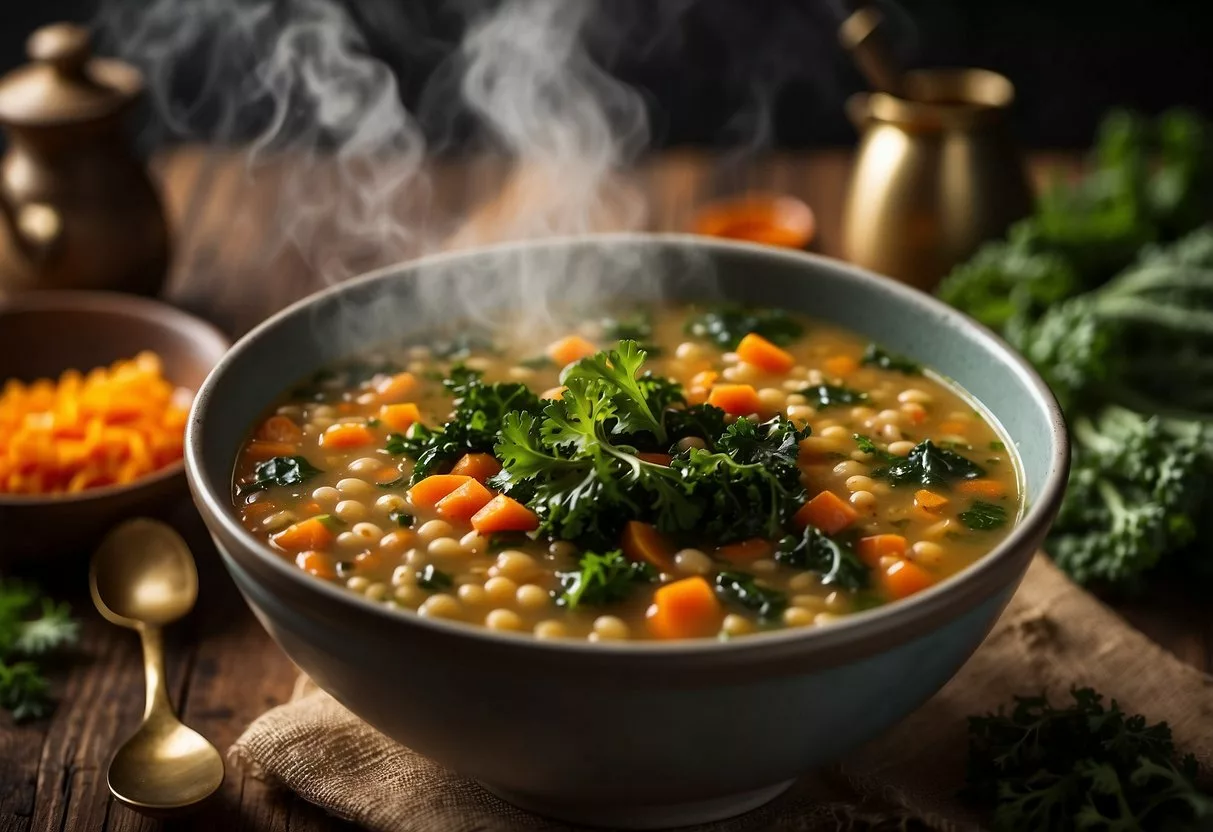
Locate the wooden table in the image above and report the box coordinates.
[1,149,1208,832]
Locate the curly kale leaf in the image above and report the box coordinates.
[555,550,657,609]
[237,455,323,496]
[965,687,1213,832]
[684,305,804,350]
[386,365,544,483]
[774,525,868,591]
[875,439,986,488]
[714,571,787,622]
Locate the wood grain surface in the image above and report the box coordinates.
[0,148,1206,832]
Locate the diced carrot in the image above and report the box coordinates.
[244,440,299,461]
[257,415,304,444]
[470,495,540,533]
[938,420,968,436]
[794,490,859,534]
[408,474,473,508]
[541,386,566,400]
[450,452,503,483]
[716,537,774,564]
[435,478,495,523]
[320,422,374,449]
[272,516,338,552]
[375,372,418,403]
[956,479,1006,498]
[823,355,858,377]
[621,521,678,573]
[736,333,795,374]
[646,576,724,640]
[637,452,673,466]
[379,403,422,433]
[297,550,336,579]
[881,558,936,600]
[914,489,949,513]
[547,335,598,367]
[856,534,908,568]
[707,383,762,416]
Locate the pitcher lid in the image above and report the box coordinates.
[0,23,142,128]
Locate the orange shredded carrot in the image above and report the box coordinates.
[956,479,1006,498]
[0,351,191,495]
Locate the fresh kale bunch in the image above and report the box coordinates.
[938,107,1213,592]
[0,580,78,722]
[492,341,809,549]
[965,688,1213,832]
[386,365,544,483]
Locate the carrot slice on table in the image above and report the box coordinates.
[621,521,678,573]
[707,383,762,416]
[273,516,338,552]
[435,478,495,523]
[547,335,598,367]
[646,576,724,640]
[408,474,473,508]
[881,559,936,600]
[470,495,540,533]
[320,423,374,449]
[856,534,907,568]
[794,490,859,534]
[914,489,949,512]
[257,415,304,444]
[736,333,795,374]
[636,452,673,466]
[450,452,502,483]
[823,355,858,377]
[375,372,418,403]
[716,537,774,564]
[379,403,422,433]
[956,479,1006,499]
[244,440,299,461]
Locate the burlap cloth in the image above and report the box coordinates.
[231,555,1213,831]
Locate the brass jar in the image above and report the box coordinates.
[0,23,170,296]
[841,68,1033,292]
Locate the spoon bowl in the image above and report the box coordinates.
[91,519,224,814]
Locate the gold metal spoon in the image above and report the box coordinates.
[90,518,224,814]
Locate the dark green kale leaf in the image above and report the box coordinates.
[714,571,787,621]
[854,433,898,463]
[965,687,1213,832]
[876,439,985,488]
[238,456,323,496]
[385,365,544,483]
[416,565,453,591]
[860,344,921,375]
[959,500,1009,531]
[684,305,804,350]
[665,404,729,451]
[774,526,869,591]
[800,383,868,409]
[555,549,656,609]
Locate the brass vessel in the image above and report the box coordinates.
[841,68,1033,291]
[0,23,170,295]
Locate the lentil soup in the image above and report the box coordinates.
[232,306,1020,642]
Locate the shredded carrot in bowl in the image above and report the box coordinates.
[0,352,191,496]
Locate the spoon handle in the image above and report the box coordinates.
[137,624,172,720]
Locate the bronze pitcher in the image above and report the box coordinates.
[0,23,170,295]
[841,68,1033,292]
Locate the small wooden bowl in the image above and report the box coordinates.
[0,291,230,566]
[691,194,816,249]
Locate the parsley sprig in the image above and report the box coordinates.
[0,580,78,722]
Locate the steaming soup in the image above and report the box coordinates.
[232,306,1020,641]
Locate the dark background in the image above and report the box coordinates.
[1,0,1211,150]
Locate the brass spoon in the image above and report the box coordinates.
[90,518,224,814]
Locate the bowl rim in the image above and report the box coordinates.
[0,290,231,507]
[185,232,1069,659]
